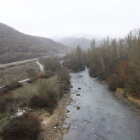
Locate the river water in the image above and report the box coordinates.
[63,68,140,140]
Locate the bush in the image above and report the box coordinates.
[4,95,15,104]
[5,82,22,90]
[128,78,140,95]
[57,68,70,85]
[58,84,64,98]
[38,81,57,96]
[0,98,7,113]
[45,70,54,78]
[1,113,41,140]
[29,94,57,109]
[0,88,9,96]
[0,95,15,113]
[39,58,61,73]
[107,74,119,90]
[27,68,38,82]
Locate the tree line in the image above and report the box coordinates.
[64,29,140,96]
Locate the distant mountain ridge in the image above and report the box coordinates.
[0,23,69,64]
[56,37,91,50]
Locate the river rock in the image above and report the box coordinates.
[66,109,70,113]
[77,106,80,110]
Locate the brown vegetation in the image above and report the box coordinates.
[63,46,85,71]
[0,23,68,64]
[0,61,39,87]
[5,81,22,90]
[1,113,41,140]
[64,29,140,96]
[87,30,140,95]
[39,57,61,78]
[0,56,71,140]
[27,68,38,82]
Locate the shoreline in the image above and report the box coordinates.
[38,92,72,140]
[114,91,140,117]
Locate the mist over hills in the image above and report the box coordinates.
[0,23,69,64]
[56,37,92,50]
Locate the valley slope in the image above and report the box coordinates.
[0,23,69,64]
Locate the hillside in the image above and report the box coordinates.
[0,23,69,64]
[56,37,91,50]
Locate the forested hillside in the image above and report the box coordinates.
[0,23,68,64]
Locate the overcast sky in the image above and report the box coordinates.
[0,0,140,39]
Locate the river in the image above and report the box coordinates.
[63,68,140,140]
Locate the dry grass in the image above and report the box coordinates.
[1,113,41,140]
[0,75,58,138]
[127,95,140,106]
[116,88,124,94]
[116,88,140,106]
[13,75,57,99]
[0,61,39,87]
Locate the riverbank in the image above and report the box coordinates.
[0,57,72,140]
[38,93,72,140]
[114,89,140,117]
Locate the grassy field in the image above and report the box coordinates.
[0,57,70,140]
[0,61,40,87]
[13,75,57,99]
[0,75,58,138]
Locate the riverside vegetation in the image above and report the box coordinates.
[0,57,70,140]
[64,29,140,98]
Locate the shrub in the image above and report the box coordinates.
[58,84,64,98]
[29,94,57,109]
[27,68,38,82]
[45,70,54,78]
[107,74,119,90]
[128,78,140,95]
[38,81,58,101]
[5,82,22,90]
[40,58,61,73]
[57,68,70,85]
[48,90,57,102]
[0,88,9,96]
[1,113,41,140]
[38,81,56,95]
[4,95,15,104]
[0,98,7,113]
[0,95,15,113]
[29,94,50,108]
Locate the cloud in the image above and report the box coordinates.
[0,0,140,39]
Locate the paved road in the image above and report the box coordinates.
[63,68,140,140]
[0,54,65,68]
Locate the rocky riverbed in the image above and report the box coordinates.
[63,68,140,140]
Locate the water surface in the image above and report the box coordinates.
[63,68,140,140]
